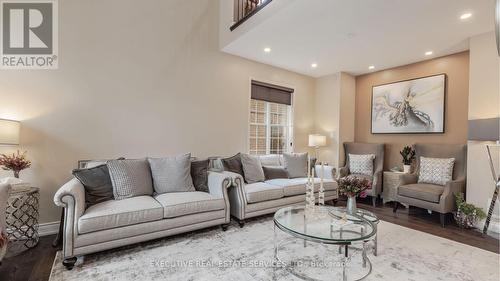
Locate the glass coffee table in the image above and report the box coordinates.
[273,206,378,281]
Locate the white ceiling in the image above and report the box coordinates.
[221,0,495,77]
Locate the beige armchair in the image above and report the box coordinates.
[0,183,10,263]
[393,143,467,227]
[339,142,385,207]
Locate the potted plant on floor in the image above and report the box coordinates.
[399,146,415,173]
[453,193,486,229]
[338,176,371,214]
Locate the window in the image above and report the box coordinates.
[249,81,293,155]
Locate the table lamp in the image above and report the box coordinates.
[308,134,326,161]
[0,119,20,145]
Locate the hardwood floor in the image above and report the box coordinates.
[0,200,498,281]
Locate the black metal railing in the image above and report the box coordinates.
[230,0,272,31]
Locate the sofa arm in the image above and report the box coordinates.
[0,183,11,231]
[441,178,466,213]
[314,165,336,180]
[207,171,232,199]
[54,178,86,258]
[339,166,349,178]
[399,173,418,186]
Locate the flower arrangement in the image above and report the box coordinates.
[338,176,372,198]
[0,150,32,178]
[453,193,486,229]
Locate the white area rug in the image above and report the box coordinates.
[49,217,500,281]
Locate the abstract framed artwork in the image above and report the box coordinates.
[371,74,446,134]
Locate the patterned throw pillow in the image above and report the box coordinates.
[418,157,455,186]
[107,159,154,200]
[349,154,375,176]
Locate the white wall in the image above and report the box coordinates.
[0,0,316,224]
[314,72,355,168]
[467,31,500,234]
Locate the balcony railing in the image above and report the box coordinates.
[230,0,272,31]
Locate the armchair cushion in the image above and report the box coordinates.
[418,157,455,186]
[78,196,163,234]
[72,164,114,208]
[348,154,375,176]
[398,183,444,203]
[154,192,225,218]
[245,182,284,203]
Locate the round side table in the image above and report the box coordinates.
[6,187,40,249]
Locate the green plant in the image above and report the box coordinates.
[399,146,415,165]
[454,193,486,228]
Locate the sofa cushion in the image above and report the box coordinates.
[245,182,284,203]
[78,196,163,234]
[241,154,265,184]
[107,159,154,200]
[72,164,114,209]
[258,154,282,167]
[418,157,455,186]
[266,178,337,197]
[349,154,375,176]
[283,152,308,178]
[154,191,225,218]
[191,159,209,192]
[398,183,444,203]
[222,153,245,178]
[262,166,289,180]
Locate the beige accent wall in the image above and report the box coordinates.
[314,72,355,168]
[467,31,500,234]
[0,0,316,224]
[354,52,470,169]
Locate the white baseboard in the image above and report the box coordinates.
[39,221,60,236]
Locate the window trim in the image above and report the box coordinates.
[247,78,295,155]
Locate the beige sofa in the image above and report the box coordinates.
[226,155,338,226]
[54,169,232,270]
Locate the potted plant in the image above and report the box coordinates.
[399,146,415,173]
[0,150,32,178]
[453,193,486,229]
[338,176,372,214]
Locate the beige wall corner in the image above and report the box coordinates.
[467,31,500,235]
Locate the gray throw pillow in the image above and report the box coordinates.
[72,164,114,208]
[148,153,195,194]
[262,166,289,180]
[107,159,154,200]
[191,159,209,192]
[240,154,265,184]
[283,152,308,178]
[418,157,455,186]
[221,153,245,177]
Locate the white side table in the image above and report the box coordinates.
[6,187,40,249]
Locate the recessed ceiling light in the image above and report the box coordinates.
[263,47,271,53]
[311,63,318,68]
[460,13,472,20]
[425,51,433,56]
[368,65,375,70]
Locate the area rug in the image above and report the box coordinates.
[49,217,499,281]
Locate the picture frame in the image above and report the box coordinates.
[371,74,446,134]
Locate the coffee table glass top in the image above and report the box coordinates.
[329,207,379,224]
[274,206,376,244]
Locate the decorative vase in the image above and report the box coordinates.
[346,196,357,214]
[13,170,20,178]
[453,211,479,229]
[403,165,411,174]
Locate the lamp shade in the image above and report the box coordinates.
[468,118,500,141]
[0,119,20,145]
[308,134,326,147]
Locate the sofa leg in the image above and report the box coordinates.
[372,196,377,207]
[393,202,399,213]
[221,224,229,231]
[332,199,338,206]
[440,213,446,227]
[238,219,245,228]
[62,257,77,270]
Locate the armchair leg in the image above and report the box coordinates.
[440,213,446,227]
[221,224,229,231]
[62,257,77,270]
[393,202,399,213]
